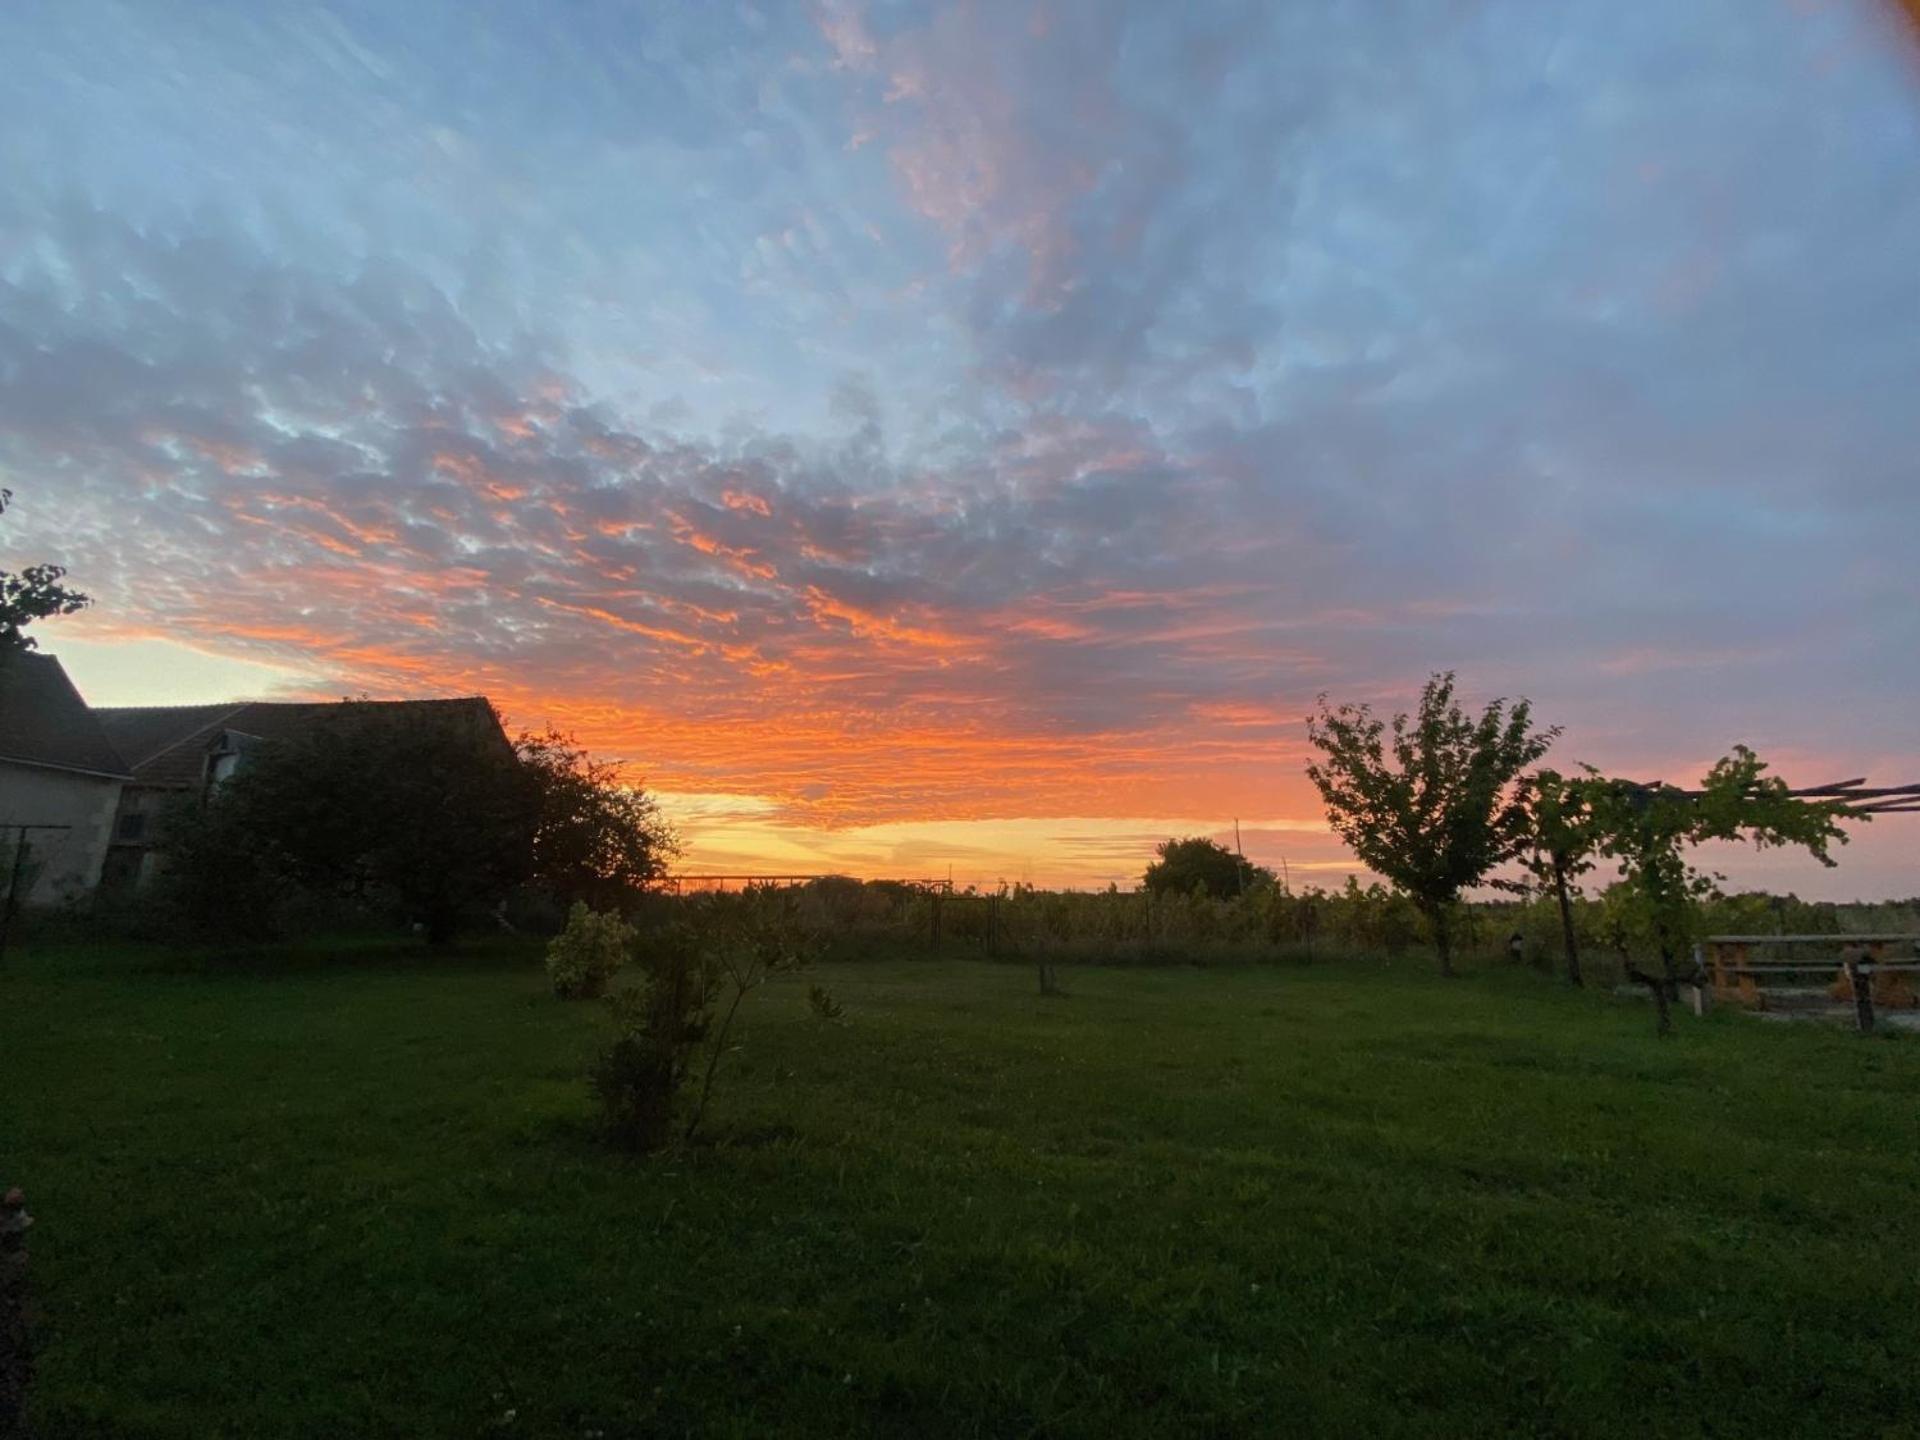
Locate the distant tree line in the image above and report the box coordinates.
[580,872,1909,980]
[1142,836,1273,900]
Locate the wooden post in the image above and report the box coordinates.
[1845,952,1876,1035]
[0,828,30,969]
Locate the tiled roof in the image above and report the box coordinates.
[94,696,503,788]
[0,653,133,778]
[93,703,247,785]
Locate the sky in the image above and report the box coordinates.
[2,0,1917,897]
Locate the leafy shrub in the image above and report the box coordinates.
[590,895,821,1151]
[146,794,289,943]
[590,1016,680,1154]
[807,984,844,1021]
[544,902,634,999]
[591,926,715,1150]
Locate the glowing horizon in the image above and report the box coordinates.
[5,2,1918,899]
[43,631,1915,901]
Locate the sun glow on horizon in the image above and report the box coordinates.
[34,627,1920,900]
[653,795,1343,890]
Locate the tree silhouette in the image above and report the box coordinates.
[1142,836,1273,900]
[0,488,91,653]
[1307,673,1557,977]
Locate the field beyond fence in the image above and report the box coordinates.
[711,876,1920,980]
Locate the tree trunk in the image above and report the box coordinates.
[1845,955,1876,1035]
[1553,864,1581,987]
[686,983,750,1144]
[1627,964,1672,1036]
[425,902,457,947]
[1431,903,1455,979]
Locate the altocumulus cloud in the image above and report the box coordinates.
[1,0,1917,889]
[1,203,1331,826]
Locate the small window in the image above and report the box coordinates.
[117,812,147,842]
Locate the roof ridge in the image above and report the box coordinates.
[112,703,249,770]
[95,695,492,710]
[93,702,256,714]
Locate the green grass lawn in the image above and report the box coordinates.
[4,941,1919,1438]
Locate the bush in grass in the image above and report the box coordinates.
[147,793,290,943]
[591,1012,682,1153]
[591,895,822,1151]
[592,925,716,1150]
[544,902,634,999]
[807,983,844,1021]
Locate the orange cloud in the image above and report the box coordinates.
[803,588,983,655]
[432,449,527,501]
[534,597,709,652]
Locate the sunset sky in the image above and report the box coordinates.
[3,1,1917,896]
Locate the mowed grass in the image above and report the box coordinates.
[4,942,1919,1438]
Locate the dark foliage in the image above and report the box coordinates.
[1142,836,1273,900]
[517,728,677,912]
[153,710,674,945]
[149,795,287,943]
[592,926,716,1152]
[160,702,528,944]
[806,984,844,1021]
[0,487,90,653]
[591,894,821,1151]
